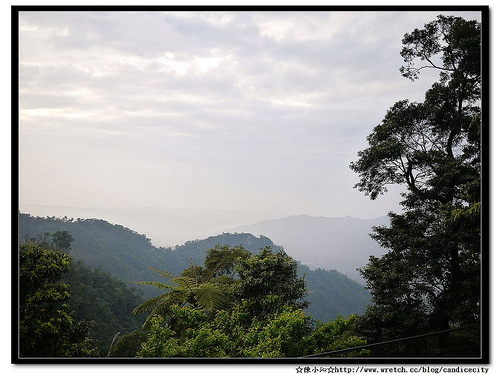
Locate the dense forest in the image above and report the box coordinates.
[18,212,371,323]
[16,14,483,359]
[61,261,146,356]
[18,237,369,358]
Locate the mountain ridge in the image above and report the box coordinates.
[18,212,372,322]
[19,204,389,283]
[229,214,390,283]
[18,203,289,247]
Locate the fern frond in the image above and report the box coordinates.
[141,302,177,330]
[141,302,175,330]
[172,276,197,292]
[212,275,236,285]
[133,281,172,290]
[132,293,170,316]
[147,266,175,280]
[141,314,158,331]
[194,283,227,311]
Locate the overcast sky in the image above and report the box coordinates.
[18,9,482,219]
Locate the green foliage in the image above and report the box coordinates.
[51,230,74,252]
[350,15,482,357]
[19,243,99,357]
[132,260,234,329]
[304,315,369,357]
[134,246,309,330]
[138,305,307,357]
[235,247,309,318]
[239,307,313,357]
[138,305,367,358]
[19,213,371,323]
[400,15,480,92]
[137,247,368,358]
[204,244,251,278]
[137,316,180,357]
[62,260,146,356]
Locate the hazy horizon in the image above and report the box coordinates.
[18,10,482,227]
[19,202,390,248]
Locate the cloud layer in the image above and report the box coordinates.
[18,9,481,218]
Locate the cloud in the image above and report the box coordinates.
[18,9,482,217]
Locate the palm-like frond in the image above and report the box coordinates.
[211,275,236,285]
[193,283,227,312]
[133,287,191,330]
[133,260,232,330]
[132,293,171,316]
[172,276,197,292]
[141,300,179,331]
[134,281,172,290]
[146,266,175,280]
[204,260,225,281]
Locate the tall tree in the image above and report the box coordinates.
[51,230,74,252]
[204,244,251,278]
[350,15,482,356]
[235,247,309,320]
[132,259,234,329]
[19,243,98,357]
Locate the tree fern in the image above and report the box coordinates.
[194,283,227,312]
[132,259,230,330]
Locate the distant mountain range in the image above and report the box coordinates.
[18,212,372,322]
[231,215,389,283]
[18,204,389,283]
[18,204,287,247]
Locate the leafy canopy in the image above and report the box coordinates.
[350,14,482,357]
[19,243,98,357]
[136,246,366,358]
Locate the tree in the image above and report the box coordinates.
[234,247,309,320]
[19,243,98,357]
[303,315,369,357]
[134,246,373,358]
[51,230,74,252]
[132,244,256,329]
[132,260,234,330]
[136,246,348,358]
[138,305,368,358]
[204,244,251,278]
[62,260,146,356]
[350,15,482,356]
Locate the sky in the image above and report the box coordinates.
[10,6,498,370]
[18,9,483,220]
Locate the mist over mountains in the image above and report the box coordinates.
[19,204,389,282]
[18,212,372,322]
[231,215,389,282]
[19,204,287,247]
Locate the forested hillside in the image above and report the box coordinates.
[232,215,389,282]
[62,261,146,356]
[18,212,371,322]
[19,213,184,297]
